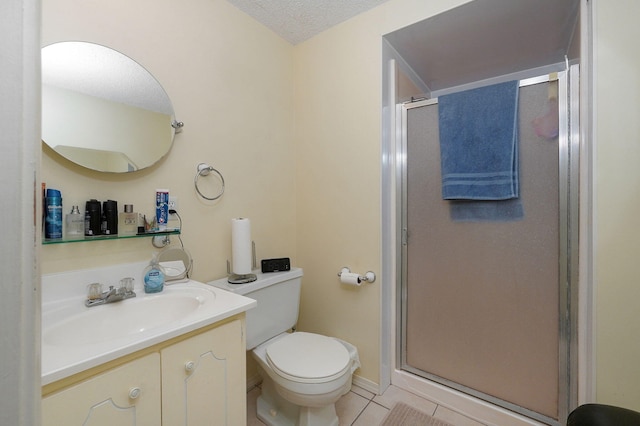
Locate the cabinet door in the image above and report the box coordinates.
[161,319,246,426]
[42,353,161,426]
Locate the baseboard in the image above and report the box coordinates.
[352,374,380,395]
[246,373,262,392]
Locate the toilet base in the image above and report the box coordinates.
[256,372,340,426]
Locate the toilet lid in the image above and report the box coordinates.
[266,332,350,382]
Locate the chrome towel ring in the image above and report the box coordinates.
[194,163,225,201]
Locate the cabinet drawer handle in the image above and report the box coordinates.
[129,387,141,400]
[185,361,195,373]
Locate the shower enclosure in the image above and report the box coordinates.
[380,2,584,423]
[393,69,580,425]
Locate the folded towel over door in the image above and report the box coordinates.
[438,80,520,200]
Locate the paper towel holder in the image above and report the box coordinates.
[226,241,258,284]
[338,267,376,284]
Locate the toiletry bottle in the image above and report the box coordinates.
[65,205,84,237]
[101,200,118,235]
[119,204,138,236]
[137,213,146,234]
[45,189,63,239]
[84,199,101,236]
[143,255,165,293]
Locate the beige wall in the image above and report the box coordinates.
[293,0,470,386]
[593,0,640,410]
[42,0,470,388]
[41,0,640,409]
[42,0,297,282]
[294,0,640,407]
[42,0,296,382]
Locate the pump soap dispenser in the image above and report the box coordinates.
[143,254,165,293]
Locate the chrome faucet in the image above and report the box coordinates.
[85,282,136,307]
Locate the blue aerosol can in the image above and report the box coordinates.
[45,189,63,239]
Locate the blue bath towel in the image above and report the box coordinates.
[438,80,520,200]
[449,199,524,222]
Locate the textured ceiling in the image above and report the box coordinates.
[226,0,391,45]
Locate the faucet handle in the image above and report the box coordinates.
[87,283,102,300]
[120,277,135,293]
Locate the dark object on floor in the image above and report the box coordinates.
[567,404,640,425]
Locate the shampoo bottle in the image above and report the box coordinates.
[143,255,165,293]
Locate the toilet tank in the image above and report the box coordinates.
[207,267,303,349]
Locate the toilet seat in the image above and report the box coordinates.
[266,332,351,384]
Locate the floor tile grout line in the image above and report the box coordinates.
[347,389,377,425]
[431,403,439,416]
[353,400,394,425]
[349,399,371,426]
[369,399,393,410]
[249,385,488,426]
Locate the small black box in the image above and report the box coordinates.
[261,258,291,273]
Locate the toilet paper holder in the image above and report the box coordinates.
[338,267,376,284]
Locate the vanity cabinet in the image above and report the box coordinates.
[42,316,246,426]
[42,353,161,426]
[162,318,246,425]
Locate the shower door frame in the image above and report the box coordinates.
[392,68,580,425]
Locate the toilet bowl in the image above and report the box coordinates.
[252,332,359,426]
[206,268,360,426]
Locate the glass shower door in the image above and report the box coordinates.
[399,75,577,424]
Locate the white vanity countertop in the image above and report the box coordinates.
[42,263,256,386]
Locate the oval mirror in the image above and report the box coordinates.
[42,41,182,173]
[157,247,193,284]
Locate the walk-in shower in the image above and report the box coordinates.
[380,1,584,424]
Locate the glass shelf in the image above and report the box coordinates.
[42,229,180,245]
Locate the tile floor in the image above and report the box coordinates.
[247,383,486,426]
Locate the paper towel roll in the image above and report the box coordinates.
[340,272,362,286]
[232,218,252,275]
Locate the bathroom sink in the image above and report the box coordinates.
[43,287,215,346]
[41,279,256,386]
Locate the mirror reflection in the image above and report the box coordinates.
[42,42,179,173]
[157,247,193,283]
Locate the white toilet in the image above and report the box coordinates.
[208,267,359,426]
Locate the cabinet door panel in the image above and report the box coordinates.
[162,319,246,426]
[42,353,161,426]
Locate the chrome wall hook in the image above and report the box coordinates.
[171,120,184,133]
[152,234,171,248]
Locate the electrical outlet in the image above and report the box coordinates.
[168,196,178,221]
